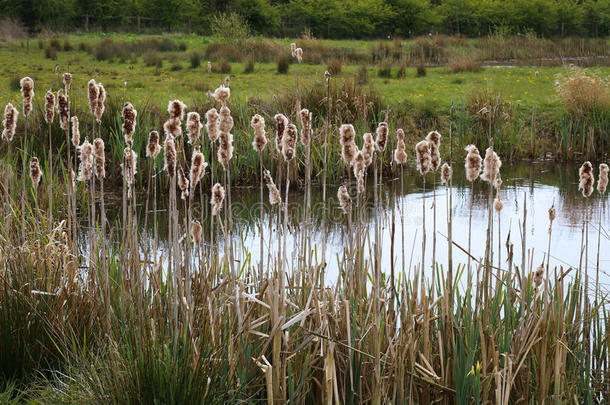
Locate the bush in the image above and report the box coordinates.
[416,64,427,77]
[212,12,251,44]
[356,65,368,85]
[277,55,290,74]
[189,51,202,68]
[377,64,392,78]
[326,58,342,75]
[143,51,163,68]
[244,59,255,74]
[449,55,481,73]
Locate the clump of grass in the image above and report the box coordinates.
[244,58,255,74]
[143,51,163,67]
[356,65,368,84]
[326,57,342,75]
[44,45,58,60]
[449,55,481,73]
[416,64,427,77]
[213,59,231,74]
[277,55,290,74]
[189,51,202,68]
[555,68,609,119]
[377,64,392,78]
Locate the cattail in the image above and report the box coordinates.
[274,114,288,154]
[190,220,203,245]
[440,163,452,185]
[95,83,106,123]
[77,138,94,182]
[211,183,225,215]
[206,108,220,142]
[598,163,608,195]
[168,99,186,121]
[190,146,208,190]
[146,130,161,158]
[362,133,375,167]
[122,147,137,198]
[295,48,303,63]
[481,147,502,184]
[375,122,388,151]
[224,76,230,87]
[290,42,297,57]
[93,138,106,179]
[63,72,72,92]
[251,114,267,152]
[178,167,189,200]
[1,103,18,142]
[164,135,177,178]
[394,128,407,164]
[339,124,357,165]
[121,102,137,145]
[494,193,504,212]
[464,145,482,182]
[337,185,352,215]
[426,130,441,171]
[282,124,297,161]
[44,90,55,124]
[57,89,70,130]
[217,107,234,168]
[352,152,366,193]
[219,106,234,134]
[187,111,202,144]
[415,140,431,177]
[29,157,42,189]
[213,85,230,106]
[300,108,311,146]
[548,204,556,233]
[87,79,98,117]
[71,116,80,147]
[533,264,544,289]
[207,61,212,73]
[20,77,34,117]
[579,161,595,198]
[263,169,282,205]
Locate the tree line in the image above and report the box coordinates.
[1,0,609,38]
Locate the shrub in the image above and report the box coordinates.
[204,42,242,62]
[143,51,163,67]
[449,55,481,73]
[189,51,202,68]
[244,59,255,74]
[416,64,427,77]
[377,64,392,78]
[63,39,73,52]
[555,69,610,119]
[212,12,251,44]
[277,55,290,74]
[95,38,127,62]
[396,64,406,79]
[326,58,342,75]
[178,42,187,52]
[78,41,92,53]
[44,45,58,60]
[49,38,61,50]
[214,59,231,74]
[170,63,182,71]
[356,65,368,85]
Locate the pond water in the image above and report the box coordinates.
[101,161,610,289]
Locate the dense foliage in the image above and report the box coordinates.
[1,0,609,37]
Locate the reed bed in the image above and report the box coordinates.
[1,66,609,404]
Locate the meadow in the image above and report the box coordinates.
[0,33,609,404]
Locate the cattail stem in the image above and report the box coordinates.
[259,152,264,281]
[88,176,95,292]
[467,182,474,282]
[47,123,53,229]
[321,74,330,286]
[210,142,215,265]
[431,172,437,298]
[21,119,27,241]
[100,177,109,324]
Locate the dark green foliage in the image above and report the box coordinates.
[189,51,202,68]
[377,64,392,78]
[416,64,427,77]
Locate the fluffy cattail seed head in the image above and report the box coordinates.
[394,128,407,164]
[339,124,357,166]
[426,131,441,171]
[295,48,303,63]
[415,140,431,177]
[164,135,177,178]
[44,90,55,124]
[1,103,18,142]
[441,163,452,185]
[464,145,482,182]
[168,99,186,121]
[178,167,189,200]
[579,161,595,198]
[186,111,202,144]
[282,124,298,161]
[122,147,138,198]
[95,83,106,123]
[352,152,366,194]
[219,106,234,134]
[121,102,137,145]
[533,264,544,289]
[146,130,161,158]
[300,108,311,146]
[362,133,375,167]
[598,163,608,195]
[214,85,230,106]
[274,114,288,154]
[263,169,282,205]
[93,138,105,179]
[375,122,388,152]
[57,89,70,130]
[20,77,34,117]
[548,204,556,234]
[63,72,72,92]
[29,157,42,189]
[77,138,94,182]
[191,221,203,245]
[217,109,234,169]
[206,108,220,142]
[211,183,225,215]
[190,147,207,191]
[207,61,211,73]
[481,147,502,184]
[290,42,296,57]
[71,116,80,147]
[87,79,98,117]
[337,185,352,215]
[251,114,267,152]
[494,197,504,212]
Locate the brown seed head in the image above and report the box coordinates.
[121,102,137,145]
[375,122,388,152]
[211,183,225,215]
[164,135,177,178]
[339,124,357,166]
[300,108,311,146]
[168,99,186,121]
[337,185,352,215]
[29,157,42,189]
[20,77,34,117]
[464,144,482,182]
[44,90,55,124]
[87,79,98,117]
[186,111,202,144]
[394,128,407,165]
[95,83,106,122]
[282,124,298,161]
[214,85,230,106]
[251,114,267,152]
[206,108,220,142]
[190,147,208,191]
[77,138,94,182]
[426,130,441,171]
[579,161,595,198]
[57,89,70,130]
[263,169,282,205]
[1,103,18,142]
[362,133,375,167]
[71,116,80,147]
[481,147,502,184]
[122,147,138,198]
[415,140,431,177]
[93,138,105,179]
[63,72,72,92]
[295,48,303,63]
[178,167,189,200]
[274,113,288,154]
[598,163,608,195]
[146,130,161,158]
[441,163,452,185]
[219,106,234,134]
[190,220,203,245]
